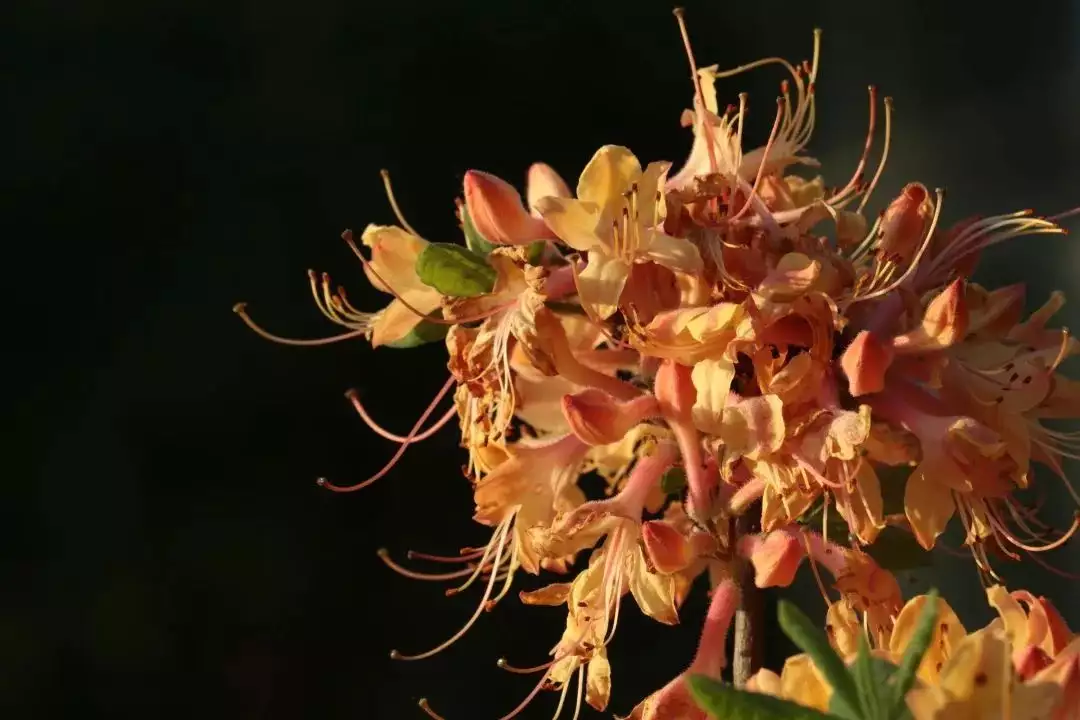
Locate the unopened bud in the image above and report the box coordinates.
[655,359,696,422]
[463,170,553,246]
[876,182,934,263]
[525,163,571,217]
[737,530,805,588]
[561,389,659,446]
[641,520,693,574]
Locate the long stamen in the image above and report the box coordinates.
[1047,206,1080,223]
[497,658,554,674]
[731,97,785,222]
[408,548,486,563]
[801,530,834,604]
[380,169,422,237]
[390,521,511,661]
[987,509,1080,552]
[418,699,446,720]
[497,666,557,720]
[447,517,515,596]
[856,96,893,213]
[570,667,585,720]
[829,86,877,205]
[673,8,718,175]
[318,375,456,492]
[376,549,477,581]
[232,302,371,346]
[346,389,456,444]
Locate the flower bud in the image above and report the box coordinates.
[655,359,696,422]
[525,162,571,217]
[876,182,934,263]
[738,530,805,588]
[840,330,894,397]
[560,389,659,446]
[641,520,693,574]
[463,170,553,246]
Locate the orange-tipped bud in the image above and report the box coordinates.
[893,278,969,353]
[655,359,696,422]
[738,530,805,588]
[641,520,693,574]
[463,170,553,246]
[840,330,895,397]
[877,182,934,263]
[561,389,659,446]
[525,162,571,217]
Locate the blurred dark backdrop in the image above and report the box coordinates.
[6,0,1079,717]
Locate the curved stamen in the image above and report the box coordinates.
[673,8,718,175]
[987,509,1080,553]
[390,521,511,661]
[376,549,478,581]
[497,658,554,674]
[828,86,877,205]
[730,97,786,222]
[232,303,370,346]
[380,169,422,237]
[800,529,834,605]
[856,97,893,214]
[345,389,456,444]
[407,548,486,563]
[318,376,456,492]
[418,699,446,720]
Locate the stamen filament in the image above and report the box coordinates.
[346,389,456,444]
[232,303,370,346]
[380,169,421,237]
[318,376,456,492]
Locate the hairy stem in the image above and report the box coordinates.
[732,512,763,687]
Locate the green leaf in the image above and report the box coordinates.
[526,239,546,264]
[886,589,940,720]
[850,635,885,720]
[777,601,862,720]
[686,675,841,720]
[462,207,496,256]
[415,243,497,298]
[661,467,688,496]
[384,319,449,349]
[865,526,931,571]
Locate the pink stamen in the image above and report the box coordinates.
[376,549,478,581]
[828,85,877,205]
[407,549,486,563]
[731,97,786,222]
[345,388,456,444]
[318,376,456,492]
[497,658,554,675]
[232,302,370,346]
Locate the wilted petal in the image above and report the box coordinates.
[518,582,573,606]
[561,388,659,446]
[757,252,821,300]
[586,648,612,711]
[627,545,679,625]
[738,529,805,588]
[826,601,861,658]
[721,394,786,460]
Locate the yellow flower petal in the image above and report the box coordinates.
[370,290,442,347]
[904,467,956,550]
[586,648,612,711]
[576,250,631,320]
[890,594,966,684]
[534,196,606,252]
[577,145,642,214]
[691,357,736,435]
[627,545,679,625]
[639,231,704,274]
[360,224,429,295]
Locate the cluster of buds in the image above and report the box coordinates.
[236,10,1079,720]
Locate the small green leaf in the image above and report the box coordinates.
[661,467,688,496]
[850,635,884,720]
[415,243,497,298]
[887,589,940,720]
[462,207,496,256]
[526,239,546,264]
[777,601,862,720]
[865,526,931,571]
[686,675,840,720]
[385,319,449,349]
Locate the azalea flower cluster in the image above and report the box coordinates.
[235,14,1079,720]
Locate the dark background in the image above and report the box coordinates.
[6,0,1079,717]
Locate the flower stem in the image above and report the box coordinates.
[732,512,763,688]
